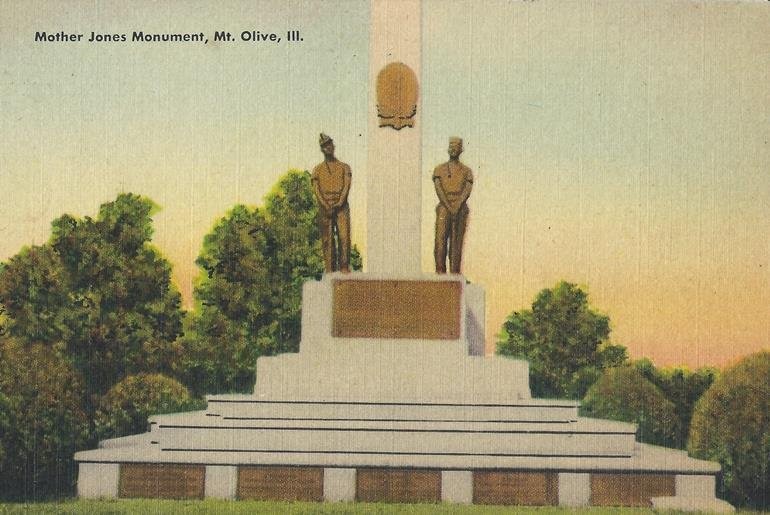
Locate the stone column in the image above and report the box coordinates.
[675,474,716,498]
[558,472,590,507]
[77,463,120,498]
[204,465,237,499]
[367,0,422,275]
[324,468,357,501]
[441,470,473,504]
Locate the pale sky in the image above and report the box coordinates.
[1,0,768,368]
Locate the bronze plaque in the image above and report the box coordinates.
[332,280,461,339]
[237,466,324,501]
[590,473,675,507]
[118,463,204,499]
[376,62,418,129]
[473,471,558,505]
[356,468,441,503]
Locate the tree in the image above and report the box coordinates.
[633,358,717,448]
[94,373,203,442]
[0,194,185,401]
[181,170,361,395]
[0,338,89,500]
[688,351,770,508]
[580,366,681,447]
[496,281,627,398]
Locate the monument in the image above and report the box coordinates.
[74,1,732,510]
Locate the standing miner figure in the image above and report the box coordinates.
[311,133,352,273]
[433,137,473,274]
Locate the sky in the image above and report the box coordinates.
[1,0,768,368]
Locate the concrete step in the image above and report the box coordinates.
[148,417,635,457]
[204,396,580,423]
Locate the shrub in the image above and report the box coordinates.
[688,351,770,508]
[580,366,681,447]
[633,358,718,448]
[94,373,204,442]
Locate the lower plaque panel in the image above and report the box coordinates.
[590,473,675,507]
[473,471,558,505]
[356,468,441,503]
[118,463,204,499]
[332,279,461,339]
[237,466,324,501]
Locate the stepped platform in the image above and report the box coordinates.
[75,274,731,510]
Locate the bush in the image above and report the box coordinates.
[633,358,717,448]
[580,366,681,447]
[0,339,89,500]
[94,373,204,442]
[688,351,770,508]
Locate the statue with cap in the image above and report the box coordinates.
[311,133,352,273]
[433,137,473,274]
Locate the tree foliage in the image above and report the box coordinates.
[496,281,627,398]
[633,358,717,448]
[181,170,361,395]
[94,373,203,442]
[580,366,681,447]
[0,338,89,500]
[0,194,185,399]
[688,351,770,508]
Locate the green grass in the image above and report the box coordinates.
[0,500,733,515]
[3,500,766,514]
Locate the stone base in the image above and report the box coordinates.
[255,274,524,403]
[76,459,728,510]
[75,274,732,510]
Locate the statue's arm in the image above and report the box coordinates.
[311,172,331,211]
[433,174,453,213]
[336,164,352,208]
[457,168,474,208]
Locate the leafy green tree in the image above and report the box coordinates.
[633,358,717,448]
[181,170,361,395]
[580,366,681,447]
[94,373,204,442]
[688,351,770,508]
[0,194,185,400]
[496,281,627,399]
[0,338,89,500]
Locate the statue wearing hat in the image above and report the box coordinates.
[312,133,352,273]
[433,137,473,274]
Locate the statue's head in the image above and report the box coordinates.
[319,133,335,157]
[448,137,463,158]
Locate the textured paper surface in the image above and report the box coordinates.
[1,0,768,504]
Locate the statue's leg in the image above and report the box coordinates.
[336,203,351,273]
[434,204,450,273]
[449,205,468,274]
[318,208,334,272]
[331,220,339,271]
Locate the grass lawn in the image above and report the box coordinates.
[0,500,736,514]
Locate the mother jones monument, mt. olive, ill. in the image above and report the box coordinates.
[75,1,733,510]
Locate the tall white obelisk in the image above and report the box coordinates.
[366,0,422,275]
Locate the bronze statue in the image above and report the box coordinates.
[312,133,352,273]
[433,137,473,274]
